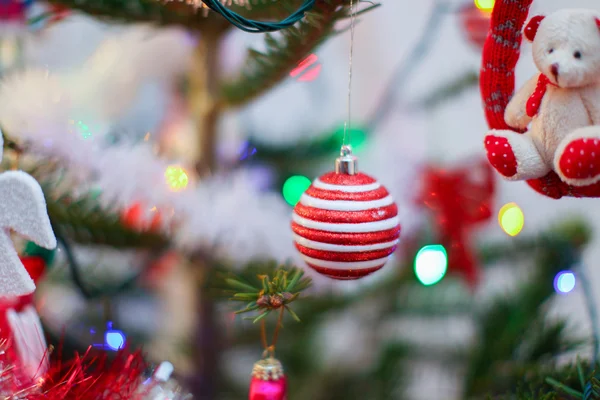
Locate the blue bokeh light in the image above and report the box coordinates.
[104,322,126,351]
[554,270,576,294]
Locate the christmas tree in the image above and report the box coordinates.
[0,0,596,398]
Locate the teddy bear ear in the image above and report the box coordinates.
[524,15,545,42]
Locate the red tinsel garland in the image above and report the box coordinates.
[0,343,152,399]
[36,348,148,399]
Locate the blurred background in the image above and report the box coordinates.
[1,0,600,398]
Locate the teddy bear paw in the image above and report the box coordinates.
[485,135,517,178]
[557,138,600,185]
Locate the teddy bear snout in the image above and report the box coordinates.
[550,63,559,78]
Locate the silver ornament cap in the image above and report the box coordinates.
[251,357,285,381]
[335,145,358,175]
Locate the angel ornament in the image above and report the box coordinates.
[0,133,56,297]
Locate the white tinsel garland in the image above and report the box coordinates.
[0,34,297,263]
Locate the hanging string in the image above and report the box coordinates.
[341,0,357,156]
[202,0,315,33]
[259,307,285,359]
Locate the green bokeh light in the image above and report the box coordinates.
[165,165,189,192]
[475,0,495,12]
[282,175,311,206]
[333,126,367,151]
[414,244,448,286]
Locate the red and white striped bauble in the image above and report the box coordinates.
[292,171,401,280]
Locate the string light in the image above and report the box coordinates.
[282,175,311,206]
[104,322,126,351]
[161,0,249,13]
[414,245,448,286]
[498,202,524,237]
[165,165,189,192]
[172,0,315,33]
[290,54,322,82]
[474,0,495,12]
[239,141,257,160]
[554,270,576,294]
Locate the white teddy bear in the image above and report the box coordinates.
[484,9,600,186]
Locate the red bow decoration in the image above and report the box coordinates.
[417,160,495,287]
[526,74,556,117]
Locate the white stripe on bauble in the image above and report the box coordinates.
[292,214,400,233]
[312,178,381,193]
[299,194,394,211]
[293,234,399,252]
[328,276,363,280]
[301,254,389,269]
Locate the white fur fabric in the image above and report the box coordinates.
[493,9,600,185]
[0,169,56,296]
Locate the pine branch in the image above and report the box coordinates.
[223,263,311,322]
[45,193,169,249]
[498,361,600,400]
[464,221,589,397]
[221,0,368,108]
[46,0,230,31]
[43,0,318,32]
[519,319,584,362]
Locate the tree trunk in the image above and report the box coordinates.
[187,28,226,400]
[188,31,223,177]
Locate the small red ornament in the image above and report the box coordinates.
[121,203,162,232]
[0,0,29,22]
[19,256,46,283]
[292,151,400,280]
[459,4,492,49]
[48,4,71,23]
[13,256,47,309]
[249,357,287,400]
